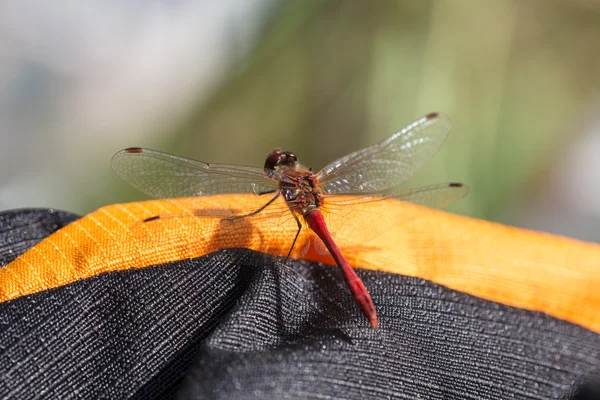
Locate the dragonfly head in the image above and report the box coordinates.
[264,149,298,175]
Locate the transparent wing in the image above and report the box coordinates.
[323,182,469,209]
[125,182,469,221]
[111,148,282,199]
[317,183,469,245]
[316,113,451,194]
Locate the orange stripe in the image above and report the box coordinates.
[2,194,599,332]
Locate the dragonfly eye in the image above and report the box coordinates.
[264,149,298,175]
[264,149,283,172]
[281,151,298,167]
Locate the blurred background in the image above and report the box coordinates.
[1,0,600,241]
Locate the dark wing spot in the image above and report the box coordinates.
[143,215,161,223]
[425,112,439,120]
[448,182,463,187]
[125,147,144,153]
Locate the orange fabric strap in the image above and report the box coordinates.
[2,194,599,332]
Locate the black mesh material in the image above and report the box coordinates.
[0,209,598,399]
[0,208,79,266]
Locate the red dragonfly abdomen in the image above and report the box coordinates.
[304,209,378,328]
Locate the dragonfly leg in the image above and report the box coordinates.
[285,212,302,263]
[257,189,277,196]
[227,192,280,220]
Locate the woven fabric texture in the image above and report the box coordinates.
[3,198,600,333]
[0,209,599,399]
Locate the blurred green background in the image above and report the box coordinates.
[2,0,600,241]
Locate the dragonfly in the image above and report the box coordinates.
[111,112,468,329]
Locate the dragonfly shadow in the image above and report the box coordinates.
[277,259,379,344]
[275,258,358,340]
[134,208,265,259]
[203,216,373,340]
[204,247,358,346]
[205,215,257,253]
[130,211,371,342]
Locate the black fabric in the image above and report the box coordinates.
[0,209,599,399]
[0,208,80,266]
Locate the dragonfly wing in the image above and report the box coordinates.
[316,113,451,194]
[323,183,469,209]
[317,183,468,246]
[111,148,281,199]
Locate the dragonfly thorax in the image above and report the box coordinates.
[264,148,323,214]
[279,173,323,216]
